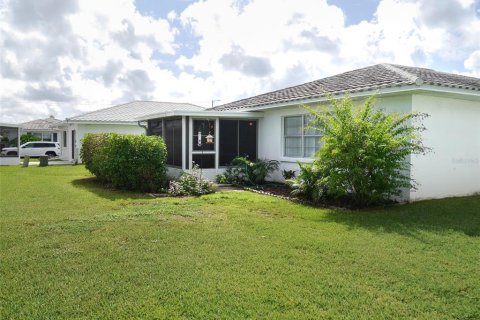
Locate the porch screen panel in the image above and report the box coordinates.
[219,120,257,166]
[219,120,238,166]
[192,154,215,169]
[148,120,163,136]
[238,120,257,161]
[164,118,182,167]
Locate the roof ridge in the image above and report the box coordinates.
[21,117,62,124]
[381,63,423,85]
[133,100,204,107]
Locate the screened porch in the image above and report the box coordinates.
[142,111,263,179]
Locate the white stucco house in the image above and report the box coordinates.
[137,63,480,201]
[21,116,64,144]
[60,101,204,162]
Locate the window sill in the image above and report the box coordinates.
[279,157,314,163]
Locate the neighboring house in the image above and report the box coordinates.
[21,116,64,143]
[61,101,204,162]
[138,63,480,201]
[0,123,20,165]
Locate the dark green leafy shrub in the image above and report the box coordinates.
[282,169,296,180]
[80,133,167,192]
[306,94,428,206]
[20,133,41,145]
[287,162,326,202]
[225,157,280,185]
[168,164,217,196]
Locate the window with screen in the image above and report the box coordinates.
[284,115,322,158]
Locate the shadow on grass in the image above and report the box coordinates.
[320,196,480,239]
[71,177,153,201]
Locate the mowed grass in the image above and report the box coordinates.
[0,166,479,319]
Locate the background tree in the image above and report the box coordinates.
[20,133,41,145]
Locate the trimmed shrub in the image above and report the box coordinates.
[168,164,217,196]
[80,133,167,192]
[81,133,110,181]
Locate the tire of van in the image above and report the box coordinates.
[7,151,18,156]
[46,151,57,158]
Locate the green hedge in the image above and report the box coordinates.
[81,133,167,192]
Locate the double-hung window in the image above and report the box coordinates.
[284,115,322,158]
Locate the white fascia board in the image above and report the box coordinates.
[0,123,21,128]
[136,110,264,121]
[413,85,480,101]
[65,120,140,125]
[21,128,63,132]
[232,85,480,111]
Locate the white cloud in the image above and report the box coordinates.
[464,50,480,76]
[0,0,479,123]
[0,0,178,121]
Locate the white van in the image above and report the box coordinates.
[1,142,61,158]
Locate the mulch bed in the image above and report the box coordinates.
[242,183,395,210]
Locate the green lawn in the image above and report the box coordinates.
[0,165,479,319]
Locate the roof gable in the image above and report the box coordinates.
[68,101,204,123]
[210,64,480,111]
[21,116,63,130]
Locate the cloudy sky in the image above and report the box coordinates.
[1,0,479,123]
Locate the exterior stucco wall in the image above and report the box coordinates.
[257,94,413,182]
[410,94,480,200]
[167,167,226,181]
[70,123,145,162]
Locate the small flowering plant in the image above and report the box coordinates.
[168,164,217,196]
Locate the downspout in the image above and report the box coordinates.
[137,121,148,134]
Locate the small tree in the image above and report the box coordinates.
[20,133,41,145]
[307,94,428,206]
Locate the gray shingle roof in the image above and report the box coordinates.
[21,116,63,130]
[210,63,480,111]
[68,101,204,123]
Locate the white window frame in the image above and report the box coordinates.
[282,114,322,159]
